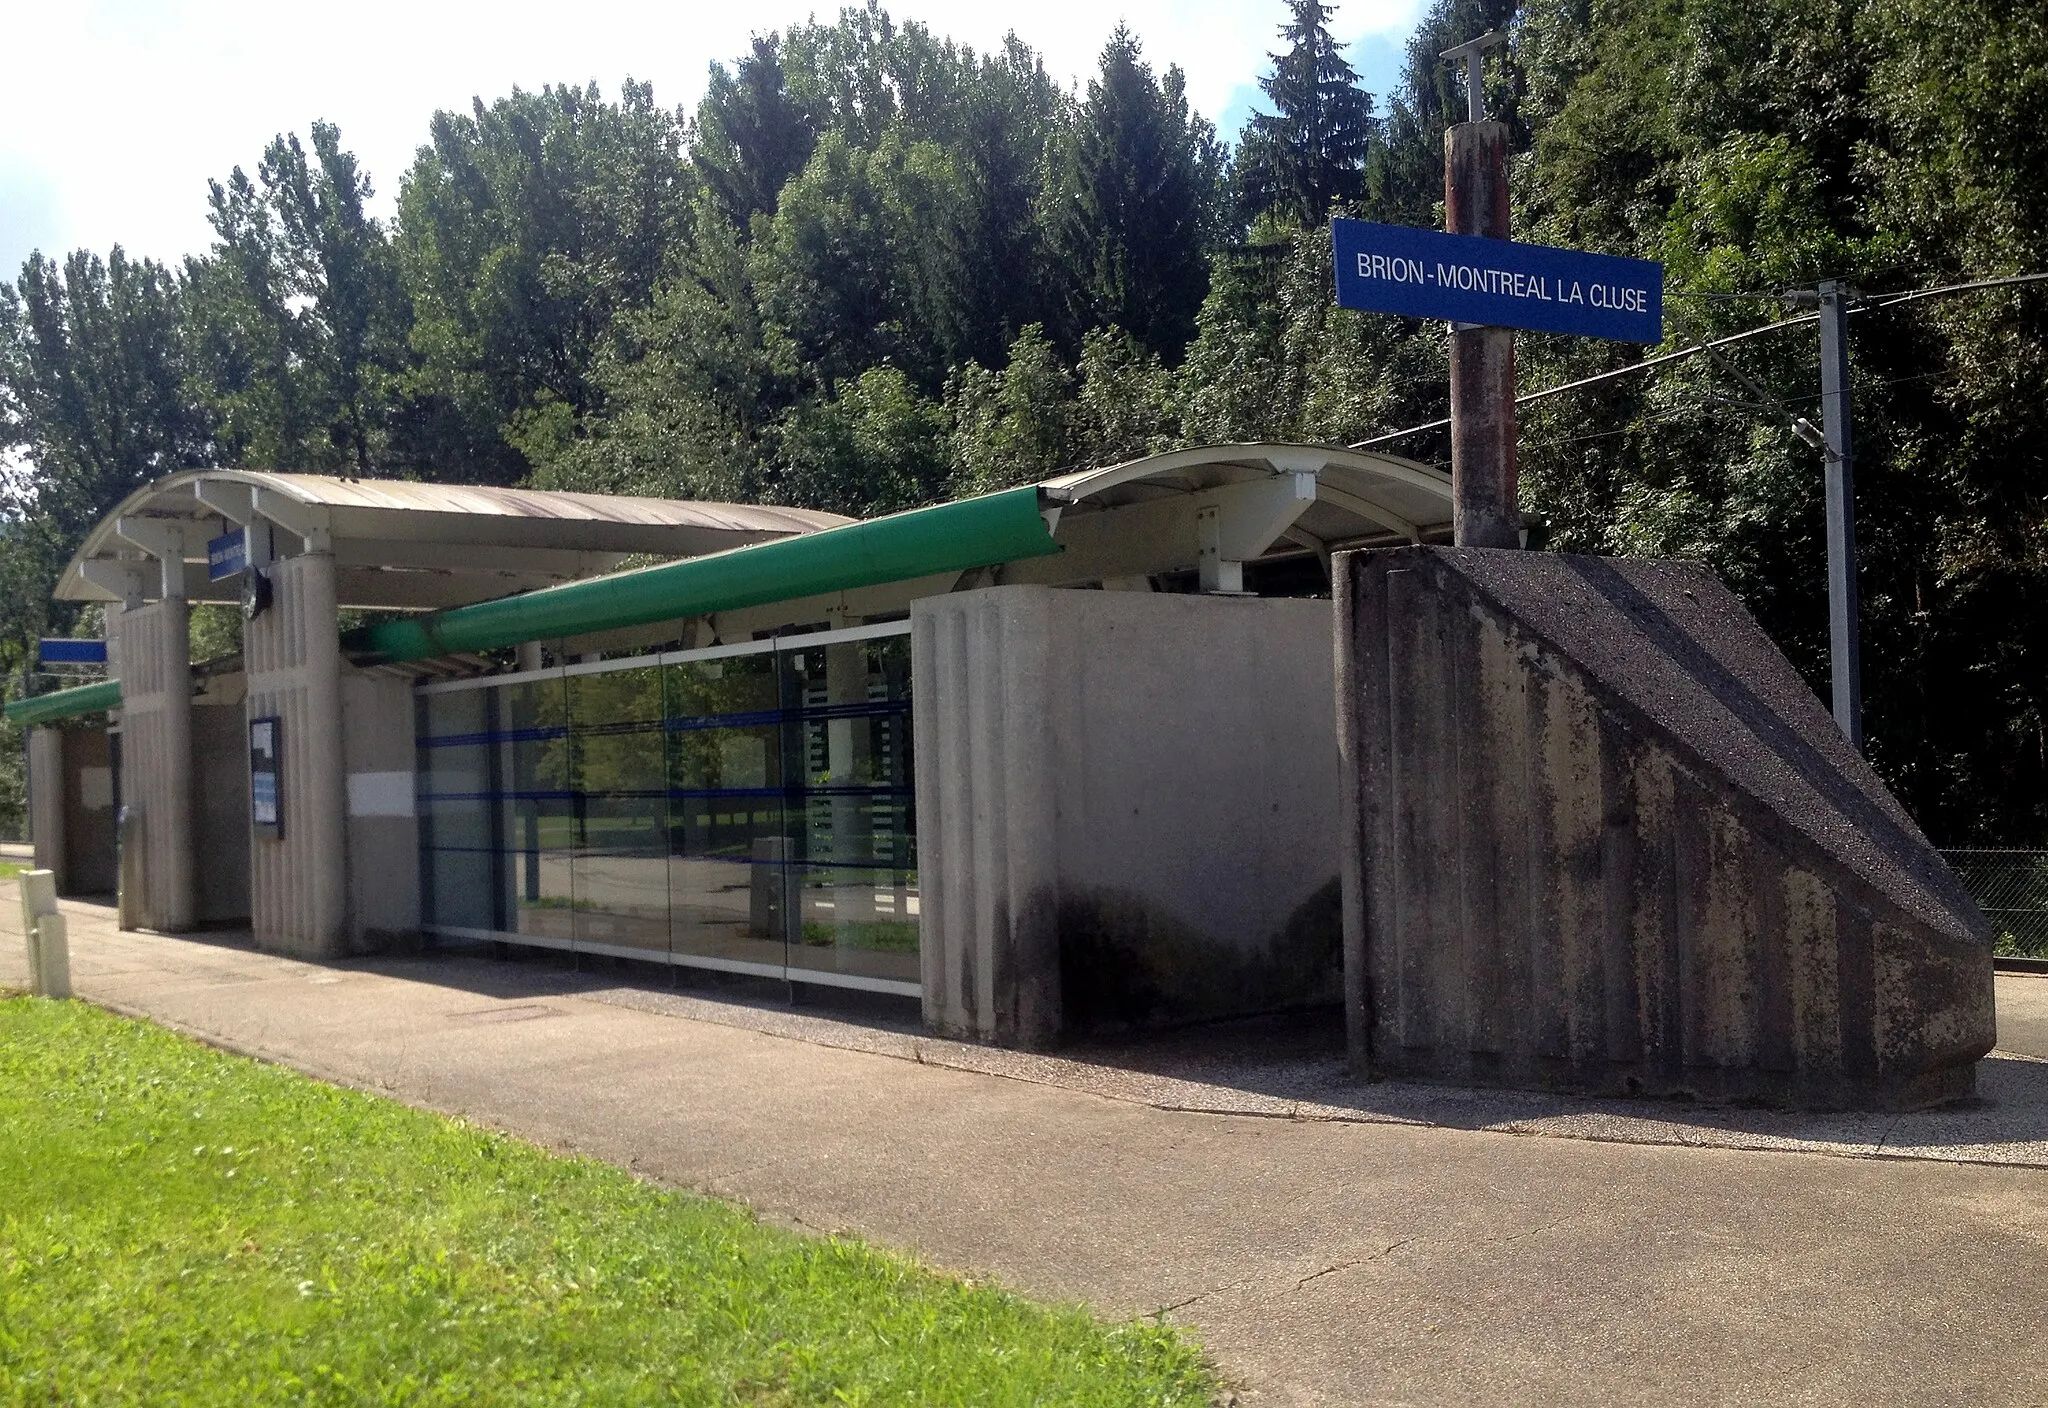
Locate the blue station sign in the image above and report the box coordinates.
[1333,218,1664,343]
[38,637,108,665]
[207,527,248,581]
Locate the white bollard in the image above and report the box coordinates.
[17,869,70,999]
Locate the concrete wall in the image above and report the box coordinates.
[914,585,1341,1047]
[245,553,349,957]
[110,599,194,930]
[192,695,251,924]
[341,669,420,945]
[1335,546,1994,1109]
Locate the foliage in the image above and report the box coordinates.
[0,997,1214,1403]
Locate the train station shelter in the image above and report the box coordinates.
[12,446,1454,1046]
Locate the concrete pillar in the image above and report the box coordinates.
[27,727,64,886]
[109,598,195,930]
[245,552,349,957]
[912,590,1063,1046]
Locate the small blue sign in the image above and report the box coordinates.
[207,527,247,581]
[1333,219,1664,343]
[38,638,107,665]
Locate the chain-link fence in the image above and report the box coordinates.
[1942,850,2048,957]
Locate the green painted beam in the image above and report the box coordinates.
[5,678,121,725]
[346,486,1062,665]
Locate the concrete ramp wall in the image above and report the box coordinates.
[1335,547,1993,1109]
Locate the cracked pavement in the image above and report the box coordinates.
[7,888,2048,1405]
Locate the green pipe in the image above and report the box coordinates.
[347,486,1062,665]
[5,678,121,725]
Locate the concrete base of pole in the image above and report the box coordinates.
[1445,120,1520,549]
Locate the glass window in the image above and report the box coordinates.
[667,650,788,975]
[778,635,918,986]
[502,676,574,947]
[417,689,497,932]
[412,626,917,989]
[568,667,669,955]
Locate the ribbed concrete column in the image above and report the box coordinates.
[110,598,195,930]
[245,553,349,957]
[27,727,65,885]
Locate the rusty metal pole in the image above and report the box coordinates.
[1445,120,1520,548]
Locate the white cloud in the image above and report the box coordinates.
[0,0,1424,281]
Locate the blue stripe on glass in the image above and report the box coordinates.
[418,698,910,747]
[421,843,910,871]
[420,784,912,804]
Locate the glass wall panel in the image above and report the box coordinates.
[500,676,575,947]
[777,634,918,986]
[666,649,788,974]
[417,688,499,931]
[412,624,917,990]
[568,667,669,955]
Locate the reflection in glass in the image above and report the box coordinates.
[412,628,918,989]
[570,667,668,954]
[502,676,574,947]
[667,651,787,973]
[779,635,918,985]
[418,689,497,931]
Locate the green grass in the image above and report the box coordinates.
[0,861,26,881]
[0,998,1214,1405]
[801,920,921,954]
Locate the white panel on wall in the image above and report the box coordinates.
[347,770,415,817]
[79,767,114,810]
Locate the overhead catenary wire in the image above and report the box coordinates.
[1349,271,2048,450]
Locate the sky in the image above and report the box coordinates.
[0,0,1422,283]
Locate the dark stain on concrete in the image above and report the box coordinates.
[1058,877,1342,1035]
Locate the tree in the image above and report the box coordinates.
[397,81,692,483]
[946,323,1077,493]
[184,123,409,475]
[0,248,207,663]
[532,193,778,503]
[1043,28,1219,361]
[1237,0,1380,227]
[777,365,949,514]
[693,36,819,225]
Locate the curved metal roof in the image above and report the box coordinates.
[58,469,852,610]
[1039,442,1454,545]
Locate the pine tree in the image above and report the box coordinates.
[1237,0,1379,226]
[1044,27,1215,361]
